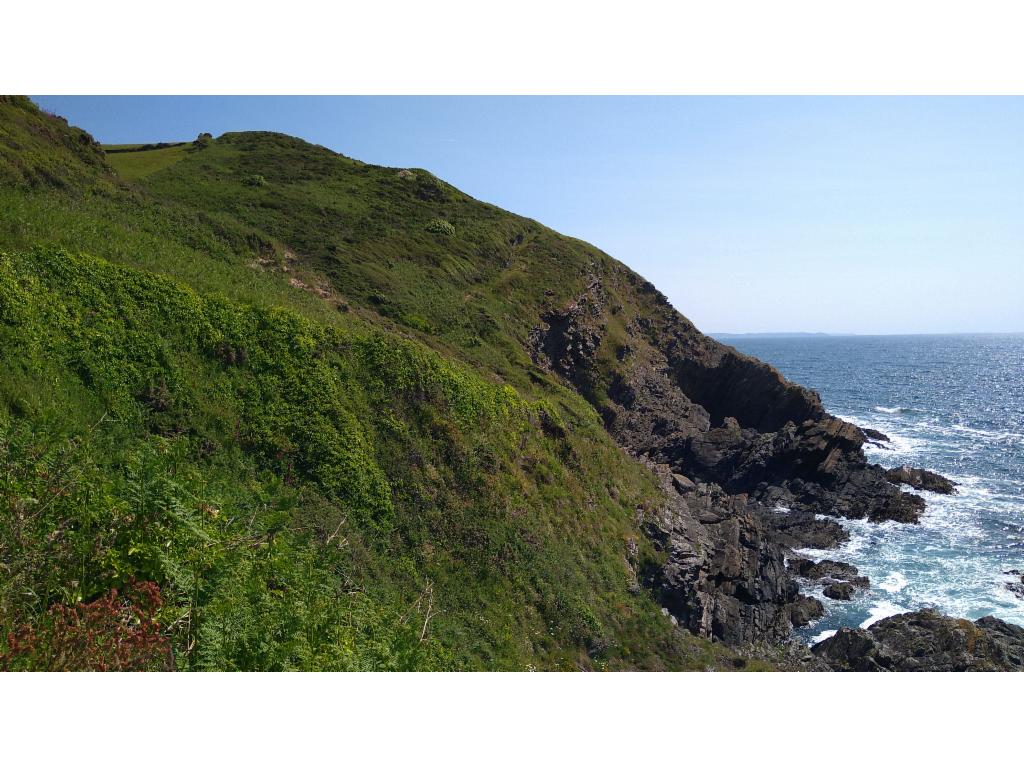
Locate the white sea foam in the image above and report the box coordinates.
[879,572,909,593]
[873,405,905,414]
[860,600,905,628]
[810,629,837,644]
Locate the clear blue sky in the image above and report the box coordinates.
[33,96,1024,334]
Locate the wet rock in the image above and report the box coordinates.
[789,596,825,627]
[813,610,1024,671]
[793,558,863,583]
[823,582,856,600]
[770,512,849,550]
[862,427,890,444]
[884,465,956,495]
[1005,572,1024,599]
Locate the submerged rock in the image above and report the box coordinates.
[813,610,1024,671]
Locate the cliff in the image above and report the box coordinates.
[0,96,1003,670]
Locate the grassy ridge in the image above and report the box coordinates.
[103,142,191,180]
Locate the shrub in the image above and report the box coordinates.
[1,581,172,671]
[243,174,267,187]
[425,218,455,236]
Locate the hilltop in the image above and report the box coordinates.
[0,96,983,671]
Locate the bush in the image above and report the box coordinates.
[1,581,172,671]
[243,174,267,187]
[425,218,455,236]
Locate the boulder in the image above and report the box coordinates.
[823,582,856,600]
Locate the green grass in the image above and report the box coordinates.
[104,143,192,180]
[0,97,776,670]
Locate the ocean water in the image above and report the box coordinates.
[719,334,1024,642]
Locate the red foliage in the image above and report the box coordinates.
[1,580,173,672]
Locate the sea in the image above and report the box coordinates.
[718,333,1024,643]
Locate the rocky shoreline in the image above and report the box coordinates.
[530,273,1020,671]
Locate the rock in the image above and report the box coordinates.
[813,610,1024,671]
[529,275,952,648]
[1005,573,1024,599]
[823,582,856,600]
[884,465,956,495]
[789,558,868,588]
[862,427,890,444]
[671,473,695,493]
[642,465,805,645]
[789,596,825,627]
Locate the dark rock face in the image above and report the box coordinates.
[642,463,808,645]
[884,465,957,495]
[813,610,1024,671]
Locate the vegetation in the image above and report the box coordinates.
[0,96,760,670]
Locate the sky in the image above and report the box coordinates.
[33,96,1024,334]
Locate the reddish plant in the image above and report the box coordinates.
[1,580,173,672]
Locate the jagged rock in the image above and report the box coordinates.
[529,271,950,649]
[769,511,849,550]
[813,610,1024,671]
[789,596,825,627]
[789,558,868,587]
[823,582,855,600]
[642,465,805,645]
[862,427,890,444]
[884,465,956,495]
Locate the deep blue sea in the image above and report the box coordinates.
[719,334,1024,642]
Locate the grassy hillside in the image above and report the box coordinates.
[0,96,774,670]
[103,142,191,180]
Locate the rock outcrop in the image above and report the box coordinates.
[641,463,813,645]
[530,272,961,650]
[813,610,1024,671]
[884,465,957,495]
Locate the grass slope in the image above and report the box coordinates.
[103,142,191,181]
[0,96,769,670]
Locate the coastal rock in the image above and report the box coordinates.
[813,610,1024,671]
[884,465,957,495]
[1005,572,1024,599]
[642,464,806,645]
[823,582,855,600]
[789,595,825,627]
[789,558,868,587]
[530,276,951,649]
[862,427,890,445]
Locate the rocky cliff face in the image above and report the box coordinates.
[530,272,955,651]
